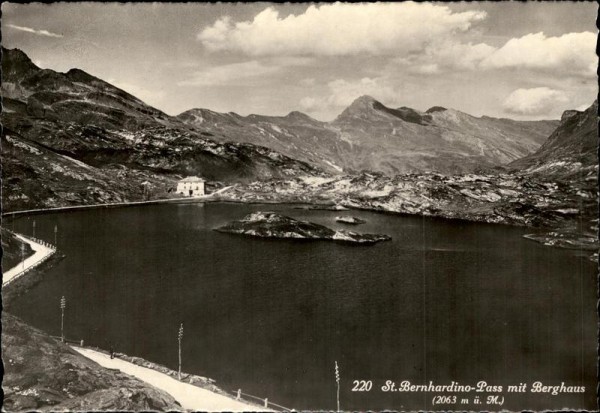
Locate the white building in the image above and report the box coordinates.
[177,176,205,197]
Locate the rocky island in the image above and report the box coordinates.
[335,216,366,225]
[215,211,391,244]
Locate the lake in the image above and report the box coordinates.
[5,202,597,410]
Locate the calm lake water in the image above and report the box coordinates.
[6,202,597,410]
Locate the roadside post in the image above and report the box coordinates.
[60,296,66,342]
[335,361,340,411]
[178,323,184,380]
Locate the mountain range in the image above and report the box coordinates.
[179,95,559,175]
[1,47,597,212]
[1,47,317,210]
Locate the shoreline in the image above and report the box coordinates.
[3,194,597,256]
[2,194,533,228]
[1,185,238,218]
[1,196,213,217]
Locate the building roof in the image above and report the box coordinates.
[179,176,205,183]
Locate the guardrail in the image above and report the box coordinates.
[54,334,293,411]
[231,389,294,411]
[50,335,84,346]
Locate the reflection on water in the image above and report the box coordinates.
[6,202,597,410]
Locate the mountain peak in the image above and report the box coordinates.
[355,94,378,102]
[2,47,33,62]
[425,106,447,114]
[335,96,438,125]
[561,109,581,122]
[334,95,383,122]
[286,110,316,122]
[65,68,102,84]
[349,95,379,107]
[1,47,41,81]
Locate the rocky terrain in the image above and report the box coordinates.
[1,47,320,212]
[179,95,558,175]
[216,211,391,244]
[510,100,598,177]
[213,173,595,226]
[2,313,181,411]
[1,47,596,254]
[211,170,598,255]
[507,100,599,253]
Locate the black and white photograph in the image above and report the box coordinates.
[1,2,598,411]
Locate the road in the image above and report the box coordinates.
[72,347,271,411]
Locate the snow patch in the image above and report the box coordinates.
[324,160,344,172]
[360,185,394,198]
[300,176,337,186]
[6,135,42,155]
[59,153,95,171]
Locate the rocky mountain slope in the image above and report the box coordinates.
[1,47,320,212]
[203,98,597,253]
[510,100,598,177]
[177,108,347,174]
[179,95,559,175]
[2,313,181,411]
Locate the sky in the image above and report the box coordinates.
[2,2,598,121]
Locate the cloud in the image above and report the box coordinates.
[502,87,568,116]
[300,78,316,86]
[575,103,592,111]
[327,78,399,107]
[178,57,312,87]
[481,32,596,77]
[425,41,496,71]
[7,24,63,38]
[299,96,319,112]
[393,31,595,78]
[177,60,280,87]
[300,77,400,114]
[112,81,166,107]
[396,40,496,74]
[198,3,486,56]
